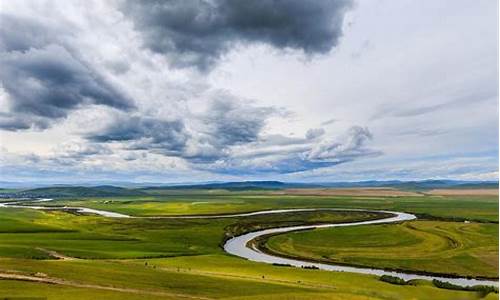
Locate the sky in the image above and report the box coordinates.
[0,0,498,184]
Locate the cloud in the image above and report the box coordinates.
[321,118,337,126]
[0,142,111,169]
[46,143,113,167]
[306,126,378,161]
[86,114,189,156]
[121,0,353,70]
[192,94,278,157]
[196,126,380,174]
[0,2,381,178]
[1,0,497,183]
[0,14,134,131]
[371,88,496,121]
[205,155,342,175]
[85,93,279,163]
[0,14,60,52]
[78,82,380,175]
[189,95,287,162]
[306,128,326,140]
[299,155,499,182]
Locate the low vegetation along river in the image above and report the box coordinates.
[1,199,498,288]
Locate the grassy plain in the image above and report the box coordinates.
[31,191,499,222]
[264,221,499,278]
[0,190,497,299]
[3,256,497,300]
[0,209,385,260]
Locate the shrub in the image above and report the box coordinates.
[272,263,292,267]
[432,280,498,297]
[380,275,408,285]
[301,265,319,270]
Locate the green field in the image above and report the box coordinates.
[31,192,499,222]
[263,221,498,278]
[0,190,498,299]
[0,208,386,260]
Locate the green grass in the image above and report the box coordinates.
[0,280,180,300]
[0,191,497,299]
[0,208,383,260]
[264,221,499,278]
[0,257,495,300]
[36,193,498,222]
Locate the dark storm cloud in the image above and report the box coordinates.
[87,115,189,155]
[0,14,134,131]
[121,0,353,70]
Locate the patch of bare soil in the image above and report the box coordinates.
[425,189,499,196]
[36,248,79,261]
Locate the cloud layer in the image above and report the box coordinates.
[0,0,372,176]
[0,13,134,130]
[121,0,353,70]
[0,0,497,183]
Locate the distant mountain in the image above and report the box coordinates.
[10,186,146,198]
[0,181,170,189]
[307,180,498,190]
[141,181,323,191]
[1,180,496,198]
[387,180,498,190]
[142,180,498,191]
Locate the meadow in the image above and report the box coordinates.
[0,189,497,299]
[263,221,498,278]
[30,190,499,222]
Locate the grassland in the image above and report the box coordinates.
[0,190,497,299]
[3,256,497,300]
[0,209,384,260]
[263,221,498,278]
[31,191,499,222]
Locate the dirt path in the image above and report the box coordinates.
[0,271,213,300]
[36,248,79,261]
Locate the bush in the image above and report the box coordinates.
[432,279,464,290]
[272,263,292,267]
[380,275,408,285]
[432,280,498,297]
[301,265,319,270]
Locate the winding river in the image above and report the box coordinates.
[0,198,497,287]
